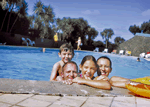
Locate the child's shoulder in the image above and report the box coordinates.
[53,60,64,67]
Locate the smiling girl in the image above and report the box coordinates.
[72,55,111,90]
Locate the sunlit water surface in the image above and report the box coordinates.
[0,46,149,81]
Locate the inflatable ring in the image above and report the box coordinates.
[125,77,150,98]
[130,77,150,85]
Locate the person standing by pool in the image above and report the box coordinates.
[50,43,74,81]
[72,55,111,90]
[76,37,81,50]
[56,61,79,85]
[54,33,58,47]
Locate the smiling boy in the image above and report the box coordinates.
[50,43,74,81]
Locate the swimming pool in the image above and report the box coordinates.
[0,46,149,81]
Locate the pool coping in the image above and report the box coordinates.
[0,78,134,97]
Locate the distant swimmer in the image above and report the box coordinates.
[137,57,140,62]
[41,48,45,52]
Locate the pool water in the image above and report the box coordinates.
[0,46,150,81]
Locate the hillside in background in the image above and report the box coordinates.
[117,34,150,57]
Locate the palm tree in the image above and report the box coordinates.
[0,0,9,32]
[9,0,28,33]
[6,0,23,32]
[32,0,55,38]
[100,28,114,48]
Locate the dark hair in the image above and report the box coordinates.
[59,43,74,55]
[97,56,112,68]
[80,55,97,73]
[62,61,78,73]
[96,56,112,76]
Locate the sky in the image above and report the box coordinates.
[25,0,150,43]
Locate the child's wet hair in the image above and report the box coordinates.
[62,61,78,73]
[59,43,74,55]
[81,55,97,66]
[97,56,112,68]
[79,55,97,73]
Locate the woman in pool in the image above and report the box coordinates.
[72,55,111,90]
[95,56,129,88]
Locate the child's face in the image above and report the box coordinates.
[63,63,78,80]
[59,49,74,63]
[80,60,97,79]
[97,58,112,77]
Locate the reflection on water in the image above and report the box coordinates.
[0,46,150,81]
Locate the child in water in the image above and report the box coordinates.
[50,43,74,81]
[72,55,111,90]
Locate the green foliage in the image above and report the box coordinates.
[29,0,55,39]
[128,20,150,35]
[100,28,114,48]
[0,0,29,34]
[114,36,125,45]
[141,21,150,33]
[9,0,28,33]
[56,17,98,46]
[92,40,104,47]
[0,0,28,33]
[87,27,98,45]
[129,25,141,35]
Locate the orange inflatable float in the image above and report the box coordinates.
[125,77,150,98]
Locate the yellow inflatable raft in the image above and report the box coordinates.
[125,77,150,98]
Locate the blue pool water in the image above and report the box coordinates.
[0,46,150,81]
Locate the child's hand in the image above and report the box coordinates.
[83,75,91,80]
[56,76,63,81]
[126,80,142,86]
[72,77,84,84]
[62,79,73,85]
[96,75,109,81]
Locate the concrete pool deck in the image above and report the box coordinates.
[0,78,150,107]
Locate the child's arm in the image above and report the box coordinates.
[72,77,111,90]
[50,62,60,81]
[94,75,109,81]
[109,76,129,88]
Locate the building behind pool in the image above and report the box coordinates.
[117,33,150,57]
[0,32,95,51]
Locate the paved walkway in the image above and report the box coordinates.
[0,93,150,107]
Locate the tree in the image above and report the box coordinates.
[114,37,125,45]
[56,17,89,46]
[87,27,98,45]
[7,0,24,32]
[0,0,25,32]
[92,40,104,47]
[141,21,150,34]
[9,0,28,33]
[30,0,55,39]
[100,28,114,48]
[0,0,9,32]
[129,24,141,35]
